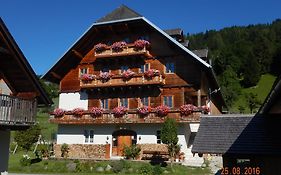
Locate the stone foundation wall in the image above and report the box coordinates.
[54,144,107,159]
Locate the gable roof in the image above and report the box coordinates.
[96,5,142,23]
[0,18,52,105]
[192,115,281,155]
[192,49,208,58]
[164,28,183,36]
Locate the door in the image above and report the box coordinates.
[117,135,132,156]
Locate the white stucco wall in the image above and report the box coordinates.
[189,123,200,132]
[58,92,88,110]
[0,130,10,172]
[57,123,192,157]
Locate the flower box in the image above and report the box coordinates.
[111,41,127,52]
[99,72,113,82]
[71,108,84,117]
[53,108,65,118]
[133,39,150,50]
[112,106,127,117]
[94,43,108,53]
[89,107,104,117]
[137,106,151,117]
[121,69,135,80]
[154,105,170,117]
[179,104,197,116]
[144,69,160,79]
[81,74,96,82]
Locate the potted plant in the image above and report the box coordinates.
[71,108,84,117]
[81,74,95,83]
[179,104,197,116]
[137,106,151,117]
[53,108,65,118]
[144,69,160,79]
[112,106,127,117]
[111,41,127,52]
[89,107,104,117]
[121,69,135,81]
[94,43,107,53]
[99,72,113,82]
[154,105,170,117]
[133,39,150,50]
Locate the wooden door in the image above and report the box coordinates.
[117,135,132,156]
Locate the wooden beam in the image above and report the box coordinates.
[72,50,83,59]
[0,46,10,54]
[50,71,62,80]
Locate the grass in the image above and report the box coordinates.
[9,151,210,174]
[232,74,276,113]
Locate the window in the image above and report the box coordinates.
[163,96,173,108]
[124,38,130,43]
[139,63,150,73]
[84,129,94,143]
[100,99,109,109]
[140,97,149,106]
[101,67,109,73]
[80,68,88,76]
[120,66,129,73]
[165,62,175,73]
[119,98,129,108]
[139,35,149,41]
[156,130,161,144]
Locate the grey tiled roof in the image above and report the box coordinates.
[192,115,281,155]
[96,5,142,23]
[164,28,183,36]
[191,49,208,58]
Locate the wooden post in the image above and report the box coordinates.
[105,144,110,159]
[197,89,201,107]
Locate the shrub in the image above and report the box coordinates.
[152,165,164,175]
[19,154,31,166]
[37,144,50,158]
[123,145,141,159]
[61,143,69,158]
[110,159,130,173]
[139,164,152,175]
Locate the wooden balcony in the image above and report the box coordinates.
[80,74,165,89]
[49,110,200,125]
[0,94,37,127]
[94,44,152,59]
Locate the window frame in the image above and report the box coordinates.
[139,63,150,73]
[139,97,150,107]
[119,98,129,108]
[100,99,109,110]
[120,65,129,73]
[163,96,174,108]
[84,129,94,144]
[165,62,175,74]
[79,68,89,77]
[156,130,162,144]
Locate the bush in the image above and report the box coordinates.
[110,159,131,173]
[19,154,31,166]
[61,143,69,158]
[139,164,152,175]
[37,144,50,158]
[152,165,164,175]
[123,145,141,160]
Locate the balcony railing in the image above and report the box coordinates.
[49,109,200,125]
[0,94,37,126]
[94,44,152,58]
[80,74,165,89]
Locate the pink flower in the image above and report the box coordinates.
[144,69,160,79]
[122,69,135,80]
[134,39,150,50]
[94,43,107,53]
[199,105,210,113]
[154,105,170,117]
[137,106,151,117]
[112,106,127,117]
[53,108,65,117]
[111,41,127,52]
[180,104,197,116]
[89,107,104,117]
[99,72,113,82]
[72,108,84,117]
[81,74,95,81]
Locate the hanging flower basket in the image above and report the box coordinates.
[99,72,113,82]
[112,106,127,117]
[137,106,151,117]
[144,69,160,79]
[154,105,170,117]
[122,69,135,80]
[81,74,96,82]
[71,108,84,117]
[53,108,65,118]
[89,107,104,117]
[133,39,150,50]
[111,41,127,52]
[180,104,197,116]
[94,43,107,53]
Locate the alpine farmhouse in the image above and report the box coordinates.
[43,6,225,162]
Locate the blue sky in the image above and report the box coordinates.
[1,0,280,75]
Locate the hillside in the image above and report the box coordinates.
[187,19,281,111]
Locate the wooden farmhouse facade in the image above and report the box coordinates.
[43,6,225,162]
[0,18,52,172]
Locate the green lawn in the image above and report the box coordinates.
[9,151,210,175]
[232,74,276,113]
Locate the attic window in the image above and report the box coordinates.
[80,68,88,76]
